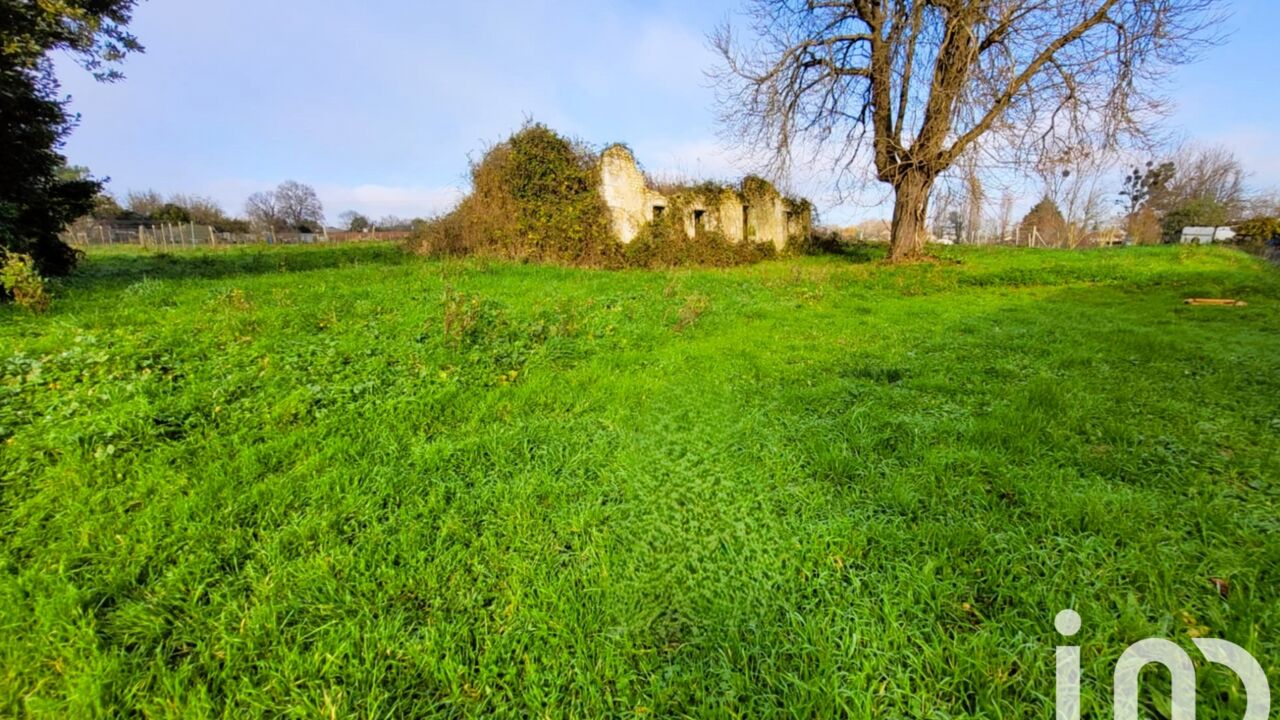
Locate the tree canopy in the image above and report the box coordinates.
[1019,197,1068,247]
[0,0,142,275]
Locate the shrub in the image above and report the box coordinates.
[441,286,508,351]
[1126,207,1162,245]
[624,203,776,268]
[787,227,845,255]
[409,124,616,264]
[1234,217,1280,245]
[0,251,51,312]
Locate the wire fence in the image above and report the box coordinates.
[61,222,413,250]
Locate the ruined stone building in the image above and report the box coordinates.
[598,145,811,249]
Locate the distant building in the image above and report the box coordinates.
[1180,226,1236,244]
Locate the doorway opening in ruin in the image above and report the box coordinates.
[693,209,705,234]
[653,205,665,220]
[742,205,750,238]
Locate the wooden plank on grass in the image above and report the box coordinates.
[1184,298,1248,306]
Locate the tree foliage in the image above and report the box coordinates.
[1234,217,1280,245]
[339,211,371,232]
[1161,197,1227,242]
[104,190,244,231]
[1119,162,1176,218]
[1120,145,1246,242]
[151,203,192,224]
[0,0,142,276]
[1019,197,1068,247]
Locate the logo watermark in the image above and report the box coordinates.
[1055,609,1270,720]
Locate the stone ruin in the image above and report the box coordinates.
[598,145,811,249]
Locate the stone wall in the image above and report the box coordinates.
[599,146,667,245]
[598,145,810,250]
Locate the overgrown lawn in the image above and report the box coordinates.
[2,243,1277,717]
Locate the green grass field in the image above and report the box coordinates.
[2,243,1278,717]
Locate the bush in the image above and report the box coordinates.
[1234,217,1280,245]
[1,251,51,312]
[787,227,845,255]
[409,123,615,264]
[1126,207,1162,245]
[624,202,776,268]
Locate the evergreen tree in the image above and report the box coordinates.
[1018,197,1068,247]
[1,0,142,275]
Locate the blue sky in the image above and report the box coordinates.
[53,0,1280,226]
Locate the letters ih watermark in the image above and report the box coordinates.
[1054,609,1270,720]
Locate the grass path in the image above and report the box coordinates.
[2,243,1277,717]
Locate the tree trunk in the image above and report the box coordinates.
[888,172,934,262]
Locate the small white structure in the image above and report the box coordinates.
[1180,226,1236,244]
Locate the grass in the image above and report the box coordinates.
[1,242,1278,718]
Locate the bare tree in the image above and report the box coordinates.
[712,0,1221,261]
[1242,192,1280,220]
[274,180,325,232]
[1038,145,1115,246]
[929,182,958,241]
[961,153,985,244]
[246,181,325,234]
[375,215,411,231]
[1164,144,1246,218]
[245,191,283,233]
[125,189,165,216]
[855,218,892,241]
[997,190,1015,244]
